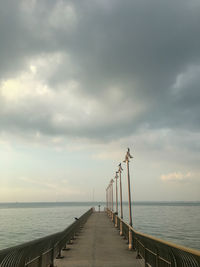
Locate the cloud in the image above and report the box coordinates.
[0,0,200,201]
[161,172,194,182]
[0,53,145,140]
[0,175,86,202]
[19,176,81,195]
[0,0,200,142]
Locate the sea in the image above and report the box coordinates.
[0,202,199,251]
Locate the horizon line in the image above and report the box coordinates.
[0,200,200,204]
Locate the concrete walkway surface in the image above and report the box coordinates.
[55,212,144,267]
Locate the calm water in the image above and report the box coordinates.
[0,202,199,250]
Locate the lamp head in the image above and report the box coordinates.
[124,148,133,162]
[118,163,123,172]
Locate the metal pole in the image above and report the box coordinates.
[106,187,108,211]
[108,185,110,215]
[108,184,110,210]
[106,188,108,211]
[107,185,108,208]
[115,172,118,214]
[111,179,114,212]
[123,148,133,250]
[127,160,132,227]
[107,187,108,211]
[108,184,110,215]
[109,183,111,213]
[110,179,114,221]
[118,163,123,219]
[115,172,118,227]
[118,163,123,235]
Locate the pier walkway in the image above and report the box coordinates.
[55,212,144,267]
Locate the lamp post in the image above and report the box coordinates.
[109,182,112,216]
[108,183,111,216]
[115,171,118,227]
[118,163,123,235]
[123,148,133,250]
[110,179,114,221]
[106,186,108,212]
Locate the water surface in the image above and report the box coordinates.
[0,202,199,250]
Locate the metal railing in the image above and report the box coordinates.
[0,208,93,267]
[107,209,200,267]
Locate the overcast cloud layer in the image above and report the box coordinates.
[0,0,200,201]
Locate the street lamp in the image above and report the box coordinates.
[106,186,108,212]
[118,163,123,235]
[123,148,133,250]
[115,171,118,227]
[110,178,114,221]
[108,183,111,216]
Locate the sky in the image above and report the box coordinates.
[0,0,200,202]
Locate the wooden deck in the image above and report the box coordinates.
[55,212,144,267]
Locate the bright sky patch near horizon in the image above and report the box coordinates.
[0,0,200,202]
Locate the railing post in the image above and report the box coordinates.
[156,249,159,267]
[49,247,54,267]
[62,242,70,251]
[144,247,148,267]
[39,254,43,267]
[144,247,147,266]
[56,247,63,259]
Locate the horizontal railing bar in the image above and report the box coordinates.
[145,247,157,256]
[131,226,200,257]
[118,215,200,257]
[158,255,171,264]
[43,248,53,255]
[137,239,145,248]
[25,255,40,265]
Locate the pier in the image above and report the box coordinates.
[55,211,143,267]
[0,208,199,267]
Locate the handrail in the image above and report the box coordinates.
[0,208,93,267]
[107,209,200,267]
[121,216,200,257]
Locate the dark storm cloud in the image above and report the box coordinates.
[0,0,200,139]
